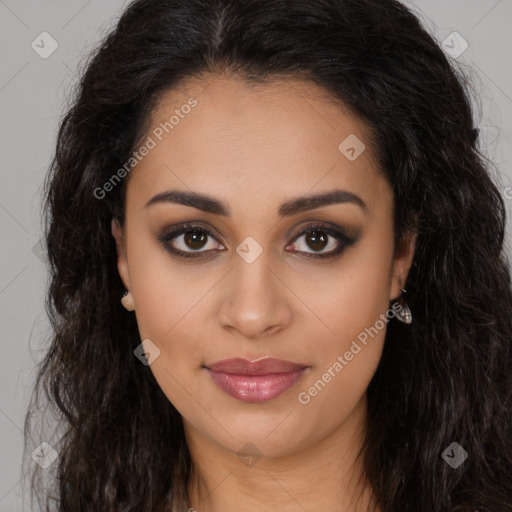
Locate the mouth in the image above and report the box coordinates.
[204,357,310,403]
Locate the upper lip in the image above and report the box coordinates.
[205,357,308,375]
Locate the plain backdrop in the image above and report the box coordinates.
[0,0,511,510]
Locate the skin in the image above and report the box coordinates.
[112,72,416,512]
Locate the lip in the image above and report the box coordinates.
[206,357,308,375]
[205,357,310,403]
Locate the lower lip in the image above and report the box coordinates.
[206,368,308,403]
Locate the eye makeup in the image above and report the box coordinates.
[156,220,360,261]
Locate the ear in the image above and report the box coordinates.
[111,217,131,290]
[389,229,417,301]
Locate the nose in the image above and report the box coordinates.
[216,250,293,341]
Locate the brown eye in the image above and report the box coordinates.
[287,223,357,259]
[183,230,209,250]
[158,223,225,259]
[303,230,329,252]
[158,221,357,261]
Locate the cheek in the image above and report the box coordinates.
[293,234,394,349]
[293,235,394,406]
[126,221,203,328]
[125,225,219,381]
[293,286,391,439]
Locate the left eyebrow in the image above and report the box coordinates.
[278,189,367,216]
[144,188,367,216]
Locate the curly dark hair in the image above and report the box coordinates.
[23,0,512,511]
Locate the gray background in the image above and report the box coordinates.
[0,1,511,509]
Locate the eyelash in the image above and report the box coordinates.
[157,222,357,261]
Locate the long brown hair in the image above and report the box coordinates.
[24,0,512,510]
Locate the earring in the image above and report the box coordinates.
[394,288,412,324]
[121,290,135,311]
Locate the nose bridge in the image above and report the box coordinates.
[217,240,292,338]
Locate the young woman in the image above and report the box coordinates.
[24,0,512,511]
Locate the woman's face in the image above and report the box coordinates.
[112,73,416,459]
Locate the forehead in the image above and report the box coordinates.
[125,73,390,216]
